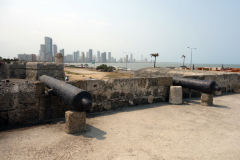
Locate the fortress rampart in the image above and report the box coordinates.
[0,61,65,80]
[133,68,240,97]
[0,77,172,126]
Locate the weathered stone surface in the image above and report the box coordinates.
[65,111,86,134]
[138,78,147,88]
[133,67,240,95]
[0,112,8,126]
[148,95,154,103]
[8,106,39,125]
[69,80,86,90]
[169,86,182,105]
[146,78,158,88]
[215,91,222,96]
[34,81,45,97]
[157,76,173,86]
[18,82,36,104]
[201,93,213,106]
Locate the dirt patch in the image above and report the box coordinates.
[64,68,132,81]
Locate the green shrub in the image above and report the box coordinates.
[96,64,115,72]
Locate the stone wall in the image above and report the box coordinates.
[0,62,65,80]
[0,81,71,126]
[9,61,27,79]
[133,68,240,96]
[0,76,172,126]
[69,77,172,112]
[26,62,65,80]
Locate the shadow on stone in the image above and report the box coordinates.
[208,105,230,109]
[86,102,167,118]
[73,124,107,140]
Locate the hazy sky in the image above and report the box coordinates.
[0,0,240,64]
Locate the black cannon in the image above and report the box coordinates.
[39,75,92,112]
[173,77,221,94]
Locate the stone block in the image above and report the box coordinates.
[86,80,104,91]
[103,102,111,110]
[169,86,182,105]
[148,95,154,104]
[65,111,86,134]
[157,76,173,86]
[69,80,87,90]
[215,91,221,96]
[147,78,158,87]
[138,78,147,88]
[34,81,45,97]
[201,93,213,106]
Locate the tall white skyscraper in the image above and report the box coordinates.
[53,44,57,61]
[73,51,79,62]
[39,44,46,61]
[45,37,53,61]
[81,52,85,62]
[130,53,133,63]
[89,49,93,62]
[97,51,100,62]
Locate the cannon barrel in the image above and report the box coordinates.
[39,75,92,112]
[173,77,221,94]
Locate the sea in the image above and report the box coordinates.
[66,62,240,71]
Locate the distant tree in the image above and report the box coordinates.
[84,64,89,68]
[96,64,115,72]
[181,55,186,66]
[150,53,159,68]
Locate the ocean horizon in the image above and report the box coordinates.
[66,62,240,71]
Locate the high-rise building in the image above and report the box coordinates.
[73,51,79,62]
[101,52,107,63]
[97,51,100,62]
[39,44,46,61]
[18,54,32,61]
[81,52,85,62]
[130,53,133,63]
[53,44,57,60]
[126,55,128,63]
[103,52,107,62]
[60,49,65,62]
[60,49,64,57]
[89,49,93,62]
[45,37,53,61]
[108,52,111,63]
[66,54,73,62]
[31,54,36,61]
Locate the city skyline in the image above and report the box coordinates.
[1,1,240,64]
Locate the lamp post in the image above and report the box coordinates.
[188,47,196,69]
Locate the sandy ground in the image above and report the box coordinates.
[1,93,240,159]
[64,67,133,81]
